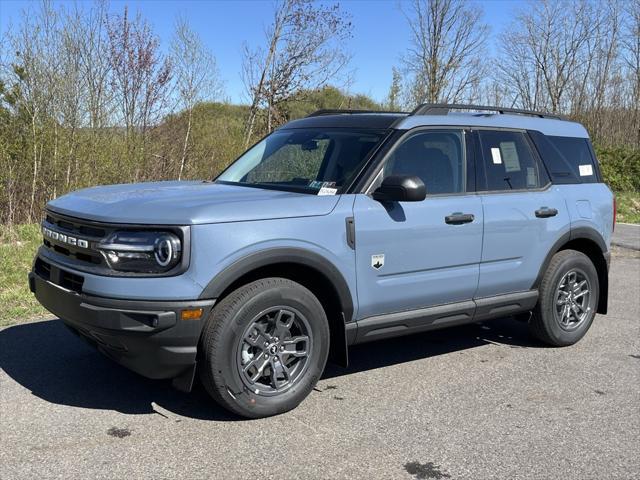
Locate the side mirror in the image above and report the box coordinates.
[372,175,426,202]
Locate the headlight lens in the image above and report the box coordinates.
[98,231,182,273]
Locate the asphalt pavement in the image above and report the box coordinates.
[612,223,640,251]
[1,248,639,480]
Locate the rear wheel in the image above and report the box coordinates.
[530,249,599,346]
[199,278,329,418]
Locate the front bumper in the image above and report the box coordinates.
[29,270,215,381]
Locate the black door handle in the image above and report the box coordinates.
[445,213,475,225]
[535,207,558,218]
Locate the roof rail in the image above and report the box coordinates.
[410,103,566,120]
[306,109,407,117]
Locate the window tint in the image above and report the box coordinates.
[381,130,465,195]
[478,131,549,191]
[546,136,598,183]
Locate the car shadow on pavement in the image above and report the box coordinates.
[0,316,541,420]
[323,314,541,379]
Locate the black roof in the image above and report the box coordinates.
[281,113,407,130]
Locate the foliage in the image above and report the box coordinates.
[0,224,47,326]
[615,192,640,224]
[596,145,640,192]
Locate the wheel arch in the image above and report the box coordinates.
[199,248,353,367]
[534,227,609,314]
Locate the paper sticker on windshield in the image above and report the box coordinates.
[318,187,337,196]
[491,148,502,164]
[579,164,593,176]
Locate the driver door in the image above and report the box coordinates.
[353,128,483,321]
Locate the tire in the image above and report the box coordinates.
[530,249,599,346]
[198,277,330,418]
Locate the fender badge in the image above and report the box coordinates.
[371,254,385,270]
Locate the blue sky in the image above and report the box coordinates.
[0,0,525,103]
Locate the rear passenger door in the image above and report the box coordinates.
[475,129,570,298]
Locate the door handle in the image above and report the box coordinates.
[445,213,475,225]
[535,207,558,218]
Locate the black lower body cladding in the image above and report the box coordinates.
[29,270,215,382]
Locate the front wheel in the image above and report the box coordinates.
[530,249,599,346]
[199,278,329,418]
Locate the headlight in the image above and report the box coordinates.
[97,231,182,273]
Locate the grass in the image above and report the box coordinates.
[616,192,640,224]
[0,224,47,326]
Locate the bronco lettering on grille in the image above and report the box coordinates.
[42,226,90,249]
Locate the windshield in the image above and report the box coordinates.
[216,128,387,194]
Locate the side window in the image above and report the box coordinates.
[546,136,598,183]
[478,130,549,191]
[380,130,465,195]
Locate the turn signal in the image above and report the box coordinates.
[181,308,203,321]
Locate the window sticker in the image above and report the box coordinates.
[309,180,323,189]
[500,142,520,172]
[579,164,593,176]
[526,167,537,187]
[318,187,337,196]
[317,181,337,196]
[491,147,502,164]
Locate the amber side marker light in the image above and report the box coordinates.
[181,308,203,321]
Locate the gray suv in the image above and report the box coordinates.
[30,104,614,418]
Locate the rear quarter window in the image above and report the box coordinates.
[529,132,600,184]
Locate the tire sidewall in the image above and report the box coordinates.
[540,251,599,346]
[209,281,329,417]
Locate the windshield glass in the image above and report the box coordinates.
[216,128,386,194]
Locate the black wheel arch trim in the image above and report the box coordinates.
[198,247,355,324]
[533,226,609,314]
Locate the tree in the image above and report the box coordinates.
[401,0,489,105]
[107,6,172,170]
[386,67,403,111]
[242,0,352,145]
[498,0,596,113]
[621,0,640,145]
[171,17,222,180]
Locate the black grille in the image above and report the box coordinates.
[34,258,84,293]
[60,270,84,293]
[34,258,51,280]
[42,211,106,267]
[46,214,107,238]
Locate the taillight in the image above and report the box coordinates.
[613,196,616,232]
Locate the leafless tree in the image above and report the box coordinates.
[498,0,597,113]
[171,17,222,179]
[242,0,352,145]
[107,6,172,163]
[401,0,489,105]
[621,0,640,144]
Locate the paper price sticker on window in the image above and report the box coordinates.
[491,147,502,164]
[579,164,593,176]
[318,187,338,196]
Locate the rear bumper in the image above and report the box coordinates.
[29,271,215,381]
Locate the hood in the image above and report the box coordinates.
[47,181,341,225]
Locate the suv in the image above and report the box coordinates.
[29,104,614,418]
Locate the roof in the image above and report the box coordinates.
[396,113,589,138]
[281,113,407,130]
[280,105,590,138]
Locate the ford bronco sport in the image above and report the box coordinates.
[30,104,614,418]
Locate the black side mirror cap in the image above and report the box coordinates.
[372,175,426,202]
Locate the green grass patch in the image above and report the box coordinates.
[616,192,640,224]
[0,224,47,326]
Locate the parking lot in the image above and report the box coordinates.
[1,247,638,480]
